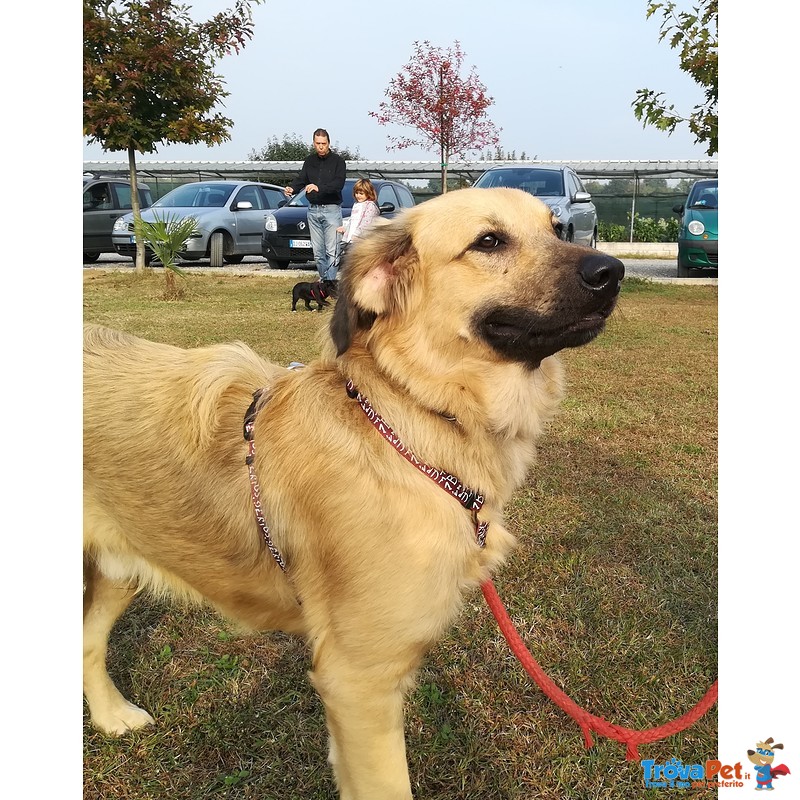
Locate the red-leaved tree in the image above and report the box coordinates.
[370,40,501,193]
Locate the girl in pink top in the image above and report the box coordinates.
[338,179,380,244]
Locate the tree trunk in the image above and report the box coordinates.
[440,143,448,195]
[127,146,146,272]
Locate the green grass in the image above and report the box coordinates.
[83,270,717,800]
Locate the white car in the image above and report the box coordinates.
[472,165,598,247]
[111,180,286,267]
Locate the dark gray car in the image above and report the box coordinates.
[472,165,598,247]
[83,176,153,262]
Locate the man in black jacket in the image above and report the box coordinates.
[285,129,347,282]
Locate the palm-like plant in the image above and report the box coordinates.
[134,214,199,299]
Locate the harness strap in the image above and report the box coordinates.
[243,390,287,572]
[345,380,489,547]
[309,283,329,302]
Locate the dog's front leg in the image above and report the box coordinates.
[310,654,414,800]
[83,558,155,734]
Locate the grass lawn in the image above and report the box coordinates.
[83,270,717,800]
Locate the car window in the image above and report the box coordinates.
[235,185,264,209]
[566,173,581,198]
[261,187,285,209]
[377,185,399,208]
[113,183,133,210]
[153,183,235,208]
[395,185,415,207]
[688,181,718,208]
[475,169,564,197]
[289,182,357,208]
[111,183,152,209]
[84,182,114,211]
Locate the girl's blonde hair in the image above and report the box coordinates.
[352,178,377,202]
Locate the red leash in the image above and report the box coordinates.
[344,381,718,760]
[481,579,718,760]
[247,382,717,759]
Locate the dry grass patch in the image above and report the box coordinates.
[83,271,717,800]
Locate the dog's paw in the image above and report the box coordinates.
[91,701,155,736]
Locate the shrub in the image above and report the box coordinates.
[598,215,680,243]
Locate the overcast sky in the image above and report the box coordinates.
[83,0,715,164]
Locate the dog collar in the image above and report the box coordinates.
[345,380,489,547]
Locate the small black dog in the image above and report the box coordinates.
[291,279,338,312]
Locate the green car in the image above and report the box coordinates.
[673,178,718,277]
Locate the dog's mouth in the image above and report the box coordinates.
[476,302,616,368]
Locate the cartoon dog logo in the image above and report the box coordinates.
[747,738,791,790]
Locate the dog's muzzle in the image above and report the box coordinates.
[474,251,624,368]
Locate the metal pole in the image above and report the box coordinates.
[629,171,638,243]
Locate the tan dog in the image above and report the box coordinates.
[83,188,624,799]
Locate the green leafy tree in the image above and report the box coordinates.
[370,40,501,193]
[632,0,718,156]
[84,0,263,270]
[248,132,362,161]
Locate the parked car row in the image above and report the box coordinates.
[84,170,717,279]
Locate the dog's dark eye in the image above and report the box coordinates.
[473,232,503,251]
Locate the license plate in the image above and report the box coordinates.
[289,239,312,248]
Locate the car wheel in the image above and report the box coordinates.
[209,232,225,268]
[224,254,244,264]
[589,230,597,249]
[677,261,693,278]
[563,226,574,243]
[83,252,100,263]
[266,257,290,270]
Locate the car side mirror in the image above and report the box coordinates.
[277,199,288,208]
[672,203,684,214]
[572,191,592,203]
[379,202,395,214]
[234,201,253,211]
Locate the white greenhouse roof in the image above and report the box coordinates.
[83,158,718,181]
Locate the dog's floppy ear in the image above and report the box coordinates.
[330,217,417,356]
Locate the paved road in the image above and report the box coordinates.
[85,254,718,285]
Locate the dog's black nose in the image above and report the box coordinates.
[579,252,625,292]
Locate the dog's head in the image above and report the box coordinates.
[747,738,784,766]
[330,187,623,370]
[320,279,338,298]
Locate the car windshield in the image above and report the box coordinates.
[153,183,236,209]
[688,180,718,209]
[288,183,357,208]
[474,169,565,197]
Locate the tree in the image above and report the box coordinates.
[248,132,362,161]
[84,0,262,270]
[632,0,718,156]
[370,40,500,193]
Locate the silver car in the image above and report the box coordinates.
[472,165,598,247]
[111,180,286,267]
